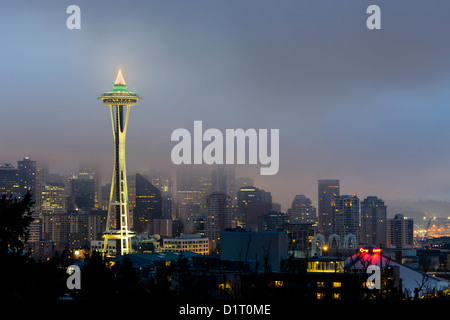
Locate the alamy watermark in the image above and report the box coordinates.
[66,265,81,290]
[366,265,381,290]
[171,121,279,175]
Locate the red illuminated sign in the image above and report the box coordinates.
[360,247,382,254]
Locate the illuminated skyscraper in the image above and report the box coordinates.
[71,172,95,211]
[331,194,360,244]
[205,192,232,254]
[134,173,162,235]
[18,157,36,202]
[318,179,340,238]
[287,194,316,224]
[387,214,413,249]
[41,182,66,215]
[360,196,386,247]
[0,164,19,197]
[98,69,141,256]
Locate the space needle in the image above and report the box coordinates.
[98,69,141,256]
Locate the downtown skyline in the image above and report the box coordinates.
[3,1,450,211]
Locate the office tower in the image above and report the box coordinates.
[230,177,251,205]
[34,161,49,211]
[236,186,272,230]
[127,175,136,213]
[98,69,141,255]
[42,211,105,251]
[387,214,414,249]
[360,196,387,247]
[28,211,41,242]
[0,163,19,197]
[331,194,360,244]
[41,182,66,215]
[149,169,173,219]
[205,192,232,254]
[134,174,162,235]
[211,165,235,196]
[283,223,315,250]
[176,166,211,211]
[258,210,288,232]
[18,157,36,202]
[318,179,340,238]
[149,169,173,194]
[153,219,173,237]
[79,162,101,209]
[287,194,316,224]
[235,177,254,190]
[71,172,95,211]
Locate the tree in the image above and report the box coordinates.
[0,192,34,256]
[0,192,35,300]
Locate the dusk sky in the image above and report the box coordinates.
[2,0,450,211]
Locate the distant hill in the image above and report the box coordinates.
[386,199,450,225]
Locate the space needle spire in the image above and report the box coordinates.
[98,69,141,256]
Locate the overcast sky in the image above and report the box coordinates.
[2,0,450,210]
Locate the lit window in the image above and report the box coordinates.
[275,281,283,287]
[316,293,326,300]
[332,282,341,288]
[332,293,341,300]
[317,282,325,288]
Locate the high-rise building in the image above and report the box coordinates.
[176,166,211,209]
[0,163,19,197]
[205,192,232,254]
[153,218,173,237]
[18,157,36,202]
[258,210,288,232]
[134,173,162,235]
[71,172,95,211]
[331,194,360,244]
[360,196,387,247]
[318,179,340,238]
[41,182,66,215]
[127,175,136,213]
[211,165,235,197]
[98,69,141,255]
[148,170,173,219]
[237,186,272,229]
[78,162,101,209]
[387,214,414,249]
[42,210,105,251]
[287,194,316,224]
[34,161,49,212]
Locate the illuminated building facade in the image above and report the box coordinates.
[98,69,141,256]
[360,196,387,247]
[331,194,360,244]
[318,179,340,238]
[18,157,36,201]
[134,173,162,234]
[0,163,19,197]
[236,186,272,229]
[162,234,209,255]
[41,182,66,215]
[387,214,414,249]
[205,192,232,253]
[71,172,95,211]
[287,194,316,224]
